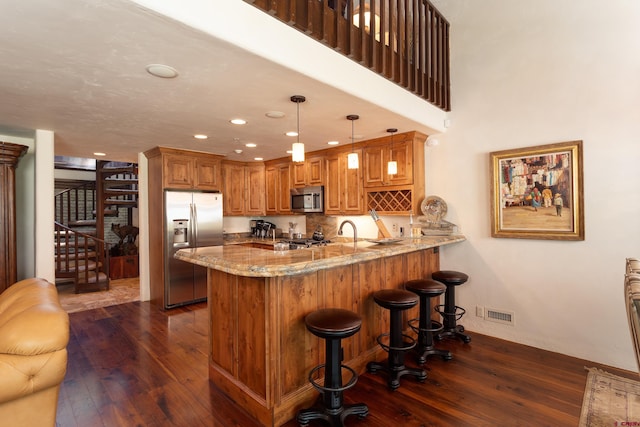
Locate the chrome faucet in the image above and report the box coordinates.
[338,220,358,251]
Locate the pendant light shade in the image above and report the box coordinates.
[291,142,305,162]
[347,114,359,169]
[291,95,306,162]
[387,128,398,175]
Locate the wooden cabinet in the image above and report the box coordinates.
[222,161,265,216]
[246,164,266,215]
[160,150,222,191]
[109,255,139,280]
[362,131,426,215]
[265,162,292,214]
[292,155,325,187]
[324,149,364,215]
[143,146,225,308]
[363,137,413,187]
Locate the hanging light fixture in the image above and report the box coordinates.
[290,95,306,162]
[347,114,359,169]
[387,128,398,175]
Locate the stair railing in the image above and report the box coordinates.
[244,0,451,111]
[54,221,110,293]
[55,181,96,225]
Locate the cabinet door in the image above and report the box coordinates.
[341,150,364,214]
[307,156,325,186]
[195,158,222,190]
[222,163,245,216]
[245,164,266,215]
[386,140,413,186]
[265,166,278,214]
[163,155,194,188]
[324,156,341,214]
[277,164,291,213]
[363,146,385,187]
[292,162,306,188]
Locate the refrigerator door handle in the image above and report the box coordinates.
[192,202,198,246]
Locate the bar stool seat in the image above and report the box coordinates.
[366,289,426,390]
[297,308,368,427]
[432,270,471,343]
[405,279,453,363]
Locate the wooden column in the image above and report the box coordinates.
[0,142,28,292]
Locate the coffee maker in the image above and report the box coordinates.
[250,219,264,237]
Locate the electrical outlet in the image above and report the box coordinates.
[392,223,398,232]
[476,306,484,318]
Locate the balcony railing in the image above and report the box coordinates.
[245,0,450,111]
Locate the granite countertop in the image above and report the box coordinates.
[175,234,466,277]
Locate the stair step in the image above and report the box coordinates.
[104,189,138,196]
[55,240,97,249]
[77,271,109,285]
[105,199,138,206]
[56,260,98,273]
[101,166,138,177]
[67,219,97,227]
[104,177,138,186]
[55,251,97,260]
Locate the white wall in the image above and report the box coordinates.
[3,134,36,280]
[429,0,640,370]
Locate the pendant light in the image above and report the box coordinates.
[347,114,359,169]
[387,128,398,175]
[291,95,306,162]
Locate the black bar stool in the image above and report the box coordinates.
[432,270,471,343]
[405,279,453,363]
[297,308,368,427]
[366,289,427,390]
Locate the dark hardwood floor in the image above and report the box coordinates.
[57,301,636,426]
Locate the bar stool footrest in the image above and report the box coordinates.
[408,318,444,335]
[308,364,358,394]
[435,304,467,320]
[376,332,417,353]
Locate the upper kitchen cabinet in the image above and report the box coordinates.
[292,155,325,188]
[363,134,413,187]
[324,149,364,215]
[222,161,265,216]
[363,131,427,215]
[265,161,292,214]
[145,147,223,191]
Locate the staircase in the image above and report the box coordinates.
[54,160,138,293]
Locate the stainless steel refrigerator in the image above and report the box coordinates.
[164,190,223,309]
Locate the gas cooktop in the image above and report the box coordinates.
[281,238,332,249]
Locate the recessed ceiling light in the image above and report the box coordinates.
[265,111,285,119]
[254,157,263,161]
[234,149,243,154]
[286,131,298,137]
[194,134,208,140]
[230,118,247,125]
[94,152,106,156]
[145,64,179,78]
[245,143,257,148]
[327,141,339,145]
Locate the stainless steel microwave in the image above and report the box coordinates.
[290,186,324,213]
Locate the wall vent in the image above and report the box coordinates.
[485,308,515,325]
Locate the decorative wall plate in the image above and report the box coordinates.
[421,196,448,223]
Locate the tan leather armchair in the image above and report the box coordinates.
[0,278,69,427]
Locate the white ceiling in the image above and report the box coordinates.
[0,0,444,163]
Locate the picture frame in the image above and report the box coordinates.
[490,140,584,240]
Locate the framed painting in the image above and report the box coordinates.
[490,140,584,240]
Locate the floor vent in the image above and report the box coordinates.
[485,308,515,325]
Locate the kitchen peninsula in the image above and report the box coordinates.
[175,235,465,426]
